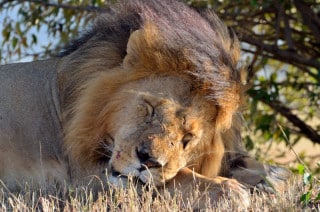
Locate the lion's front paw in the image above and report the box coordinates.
[256,164,292,193]
[219,178,251,209]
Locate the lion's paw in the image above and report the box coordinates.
[220,179,251,209]
[256,165,292,194]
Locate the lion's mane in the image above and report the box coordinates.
[57,0,246,179]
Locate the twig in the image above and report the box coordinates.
[15,0,109,12]
[293,0,320,43]
[240,35,320,70]
[253,95,320,144]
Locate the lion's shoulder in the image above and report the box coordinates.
[0,58,62,152]
[0,58,69,190]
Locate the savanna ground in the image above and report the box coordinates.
[0,177,308,211]
[0,162,319,211]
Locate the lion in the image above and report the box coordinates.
[0,0,290,208]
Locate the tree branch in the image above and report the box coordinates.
[293,0,320,43]
[240,34,320,70]
[275,1,295,50]
[249,92,320,144]
[241,48,319,81]
[16,0,109,12]
[282,6,295,50]
[0,0,10,7]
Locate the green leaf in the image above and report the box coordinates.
[15,22,22,36]
[245,135,254,151]
[21,37,27,47]
[250,0,257,6]
[297,164,305,175]
[256,114,274,132]
[2,27,11,42]
[12,37,18,48]
[32,34,37,44]
[300,191,312,204]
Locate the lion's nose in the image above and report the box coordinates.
[110,166,121,177]
[136,148,162,170]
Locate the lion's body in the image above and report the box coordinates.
[0,0,290,208]
[0,59,69,189]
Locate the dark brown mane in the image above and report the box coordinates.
[59,0,244,129]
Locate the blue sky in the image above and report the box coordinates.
[0,4,59,64]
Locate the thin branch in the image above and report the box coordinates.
[275,1,295,50]
[16,0,109,12]
[282,6,295,50]
[0,0,10,7]
[275,3,280,46]
[240,34,320,70]
[241,48,319,81]
[293,0,320,43]
[250,92,320,144]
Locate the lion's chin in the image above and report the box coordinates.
[107,174,146,189]
[106,166,167,188]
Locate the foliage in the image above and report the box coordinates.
[207,0,320,146]
[0,0,319,153]
[0,0,107,61]
[297,162,320,207]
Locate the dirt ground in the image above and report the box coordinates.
[262,138,320,171]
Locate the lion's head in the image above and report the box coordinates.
[59,0,245,186]
[98,75,219,186]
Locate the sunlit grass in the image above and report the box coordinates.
[1,176,318,211]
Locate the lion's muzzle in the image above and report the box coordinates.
[136,148,163,171]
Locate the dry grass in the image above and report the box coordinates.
[1,176,319,211]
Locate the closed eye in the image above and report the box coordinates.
[181,133,193,149]
[145,100,155,118]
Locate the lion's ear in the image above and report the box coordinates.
[123,29,143,69]
[215,108,231,131]
[123,23,160,71]
[216,99,241,131]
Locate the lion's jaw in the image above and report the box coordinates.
[104,76,217,187]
